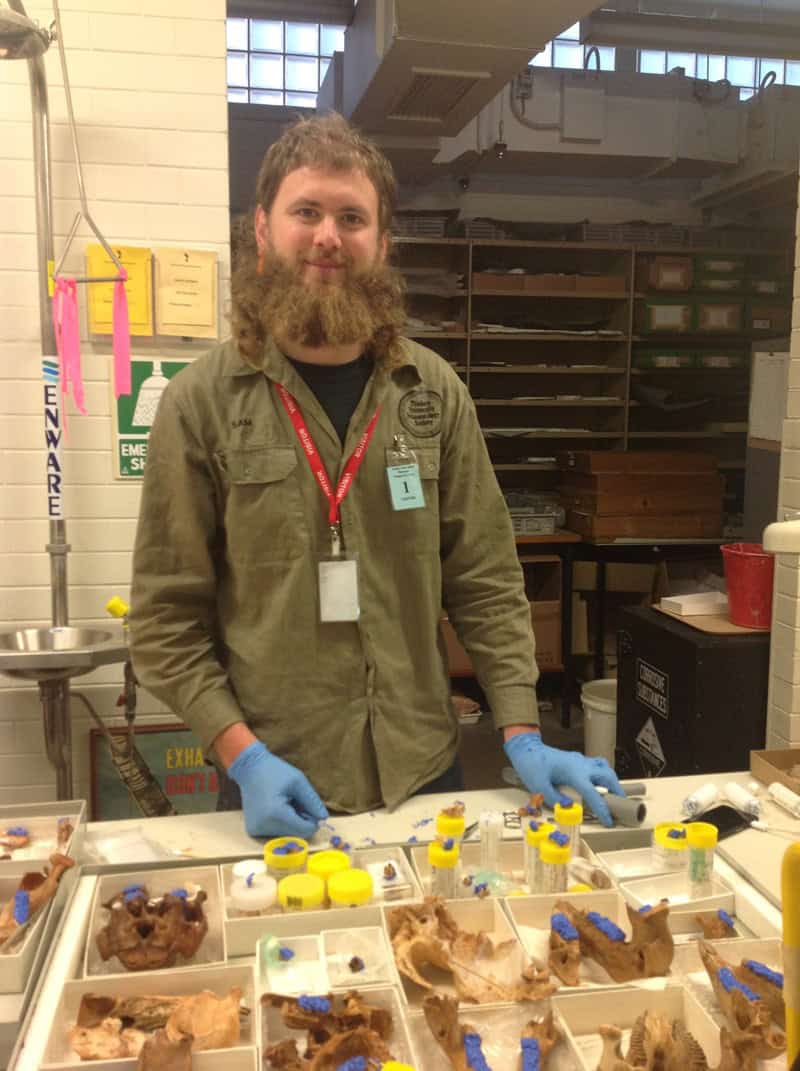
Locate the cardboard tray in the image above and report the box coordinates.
[83,865,226,978]
[553,983,728,1071]
[261,985,417,1067]
[407,998,585,1071]
[750,748,800,794]
[41,962,258,1070]
[0,800,85,867]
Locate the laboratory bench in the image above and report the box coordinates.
[1,769,794,1070]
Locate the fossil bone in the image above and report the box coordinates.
[0,852,75,948]
[95,885,208,971]
[549,912,581,986]
[554,899,674,983]
[521,1009,563,1065]
[698,941,786,1058]
[595,1012,758,1071]
[136,1028,192,1071]
[695,911,736,939]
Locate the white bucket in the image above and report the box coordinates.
[581,678,618,767]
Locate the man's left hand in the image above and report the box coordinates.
[504,731,625,827]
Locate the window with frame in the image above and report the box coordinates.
[529,22,616,72]
[637,50,800,98]
[226,18,346,107]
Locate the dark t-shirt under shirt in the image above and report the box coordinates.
[288,353,374,444]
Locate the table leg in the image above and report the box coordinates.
[594,558,607,679]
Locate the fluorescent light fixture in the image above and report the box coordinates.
[581,11,800,60]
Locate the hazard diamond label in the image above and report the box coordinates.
[635,716,666,776]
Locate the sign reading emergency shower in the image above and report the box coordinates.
[112,357,191,478]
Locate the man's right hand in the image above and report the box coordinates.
[228,741,329,839]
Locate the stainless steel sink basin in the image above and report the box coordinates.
[0,626,128,681]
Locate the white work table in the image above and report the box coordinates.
[3,769,794,1070]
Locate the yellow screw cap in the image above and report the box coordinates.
[264,836,309,871]
[383,1063,416,1071]
[539,837,571,865]
[654,822,688,851]
[567,882,593,894]
[524,820,555,848]
[554,800,583,826]
[327,867,373,907]
[686,821,718,850]
[435,811,466,838]
[307,849,351,882]
[106,596,129,619]
[277,872,324,911]
[428,839,460,869]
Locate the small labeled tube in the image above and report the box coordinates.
[229,872,277,916]
[554,799,583,856]
[428,837,460,899]
[479,810,503,874]
[725,781,761,817]
[540,831,571,894]
[682,782,719,818]
[524,820,555,894]
[686,821,718,899]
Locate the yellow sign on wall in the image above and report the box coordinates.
[154,247,218,339]
[86,244,153,336]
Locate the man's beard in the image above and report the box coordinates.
[257,246,407,355]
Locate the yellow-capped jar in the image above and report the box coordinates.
[524,819,555,894]
[428,837,461,899]
[327,867,373,908]
[435,803,466,841]
[277,872,325,912]
[307,849,351,883]
[652,822,688,872]
[554,799,583,857]
[264,836,309,880]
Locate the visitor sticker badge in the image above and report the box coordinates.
[318,557,360,622]
[386,434,425,511]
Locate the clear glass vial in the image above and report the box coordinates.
[428,837,461,899]
[651,822,688,872]
[524,820,555,894]
[686,821,718,899]
[539,832,571,894]
[553,799,583,858]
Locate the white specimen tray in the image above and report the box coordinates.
[0,868,51,995]
[596,846,681,881]
[83,865,226,978]
[0,801,85,867]
[259,925,399,995]
[619,869,735,912]
[40,962,259,1070]
[261,985,417,1067]
[407,998,584,1071]
[553,982,728,1071]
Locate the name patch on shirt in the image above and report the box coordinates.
[398,388,442,438]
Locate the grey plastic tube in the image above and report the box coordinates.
[621,782,647,797]
[605,793,647,827]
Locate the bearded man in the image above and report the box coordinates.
[130,114,624,838]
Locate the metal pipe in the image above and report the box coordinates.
[40,680,73,798]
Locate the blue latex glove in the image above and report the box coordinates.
[504,732,625,828]
[228,741,329,839]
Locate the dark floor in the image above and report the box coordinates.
[455,676,584,792]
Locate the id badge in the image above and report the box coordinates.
[318,556,360,622]
[386,434,425,511]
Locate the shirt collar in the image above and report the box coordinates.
[223,334,421,382]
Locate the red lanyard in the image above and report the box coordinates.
[275,382,381,527]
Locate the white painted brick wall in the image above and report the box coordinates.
[768,183,800,744]
[0,0,229,808]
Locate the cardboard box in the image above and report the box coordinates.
[524,272,576,292]
[567,509,723,540]
[559,450,717,474]
[471,271,524,291]
[532,599,561,669]
[573,562,657,594]
[750,747,800,794]
[575,274,628,293]
[646,255,693,291]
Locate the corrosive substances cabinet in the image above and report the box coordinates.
[615,606,769,778]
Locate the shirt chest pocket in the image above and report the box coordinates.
[223,445,307,564]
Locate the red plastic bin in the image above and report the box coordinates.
[721,542,775,630]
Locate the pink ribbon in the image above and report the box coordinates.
[112,268,131,398]
[52,276,86,428]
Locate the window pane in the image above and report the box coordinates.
[708,55,726,80]
[640,50,665,75]
[226,18,247,52]
[251,89,284,106]
[286,54,318,91]
[227,52,248,86]
[251,19,282,52]
[553,41,583,69]
[595,45,615,71]
[286,90,317,108]
[559,22,581,40]
[787,61,800,85]
[286,21,318,55]
[739,87,754,100]
[530,42,552,67]
[758,58,784,85]
[227,87,249,103]
[320,24,345,57]
[667,51,696,76]
[319,57,330,85]
[695,54,708,80]
[250,53,283,89]
[727,56,755,88]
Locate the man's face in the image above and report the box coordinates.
[255,165,387,284]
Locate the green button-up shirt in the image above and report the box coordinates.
[129,336,539,812]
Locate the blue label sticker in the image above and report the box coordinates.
[387,463,425,511]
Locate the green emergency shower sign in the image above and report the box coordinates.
[112,357,191,478]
